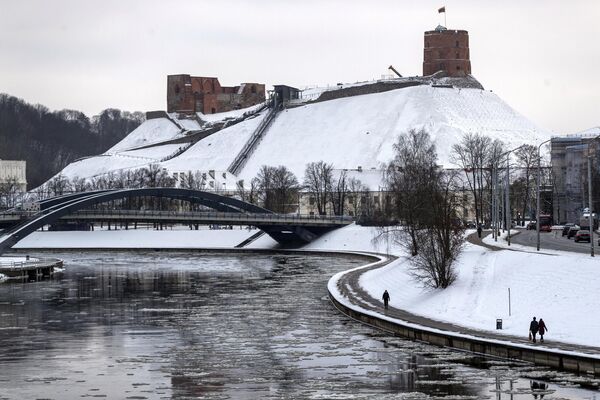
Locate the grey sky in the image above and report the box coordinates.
[1,0,598,134]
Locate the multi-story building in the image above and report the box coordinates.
[551,128,600,224]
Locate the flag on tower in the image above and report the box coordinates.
[438,6,446,13]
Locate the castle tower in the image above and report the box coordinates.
[423,25,471,77]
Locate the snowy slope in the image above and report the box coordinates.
[108,118,183,152]
[59,144,183,180]
[161,111,267,172]
[237,85,551,182]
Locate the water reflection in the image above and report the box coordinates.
[0,251,597,399]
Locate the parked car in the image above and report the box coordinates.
[575,229,591,243]
[541,224,552,232]
[526,221,536,230]
[567,225,580,239]
[562,223,576,236]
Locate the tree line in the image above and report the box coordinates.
[0,93,144,189]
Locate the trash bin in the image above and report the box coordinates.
[496,318,502,330]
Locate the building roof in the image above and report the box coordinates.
[273,85,300,92]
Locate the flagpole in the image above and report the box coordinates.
[444,9,447,27]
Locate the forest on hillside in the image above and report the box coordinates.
[0,93,144,189]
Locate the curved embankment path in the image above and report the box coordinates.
[328,234,600,376]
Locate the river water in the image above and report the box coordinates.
[0,251,598,399]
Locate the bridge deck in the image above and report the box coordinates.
[1,210,353,227]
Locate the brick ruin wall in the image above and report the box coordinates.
[167,75,265,115]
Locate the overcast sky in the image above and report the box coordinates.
[1,0,598,134]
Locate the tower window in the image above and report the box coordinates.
[174,85,180,94]
[456,52,459,59]
[456,41,459,47]
[251,85,257,94]
[456,66,461,70]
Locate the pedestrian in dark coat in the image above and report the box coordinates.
[382,290,390,310]
[529,317,539,343]
[538,318,548,343]
[477,225,482,238]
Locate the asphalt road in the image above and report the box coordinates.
[510,228,598,254]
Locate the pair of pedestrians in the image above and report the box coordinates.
[529,317,548,343]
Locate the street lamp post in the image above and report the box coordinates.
[585,134,600,257]
[497,144,527,246]
[536,139,551,252]
[587,152,594,257]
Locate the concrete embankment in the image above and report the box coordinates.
[327,253,600,376]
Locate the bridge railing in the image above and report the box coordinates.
[63,209,354,224]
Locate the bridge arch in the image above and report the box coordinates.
[0,188,275,254]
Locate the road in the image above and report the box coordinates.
[510,228,597,254]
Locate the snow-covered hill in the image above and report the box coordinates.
[49,82,552,189]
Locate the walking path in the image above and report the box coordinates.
[329,238,600,374]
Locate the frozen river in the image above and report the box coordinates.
[0,251,598,399]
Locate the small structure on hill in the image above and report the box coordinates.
[167,75,265,115]
[423,25,471,77]
[273,85,301,106]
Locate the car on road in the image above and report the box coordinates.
[562,223,576,236]
[567,225,580,239]
[526,221,536,230]
[575,229,590,242]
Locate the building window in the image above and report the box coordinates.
[251,85,257,94]
[456,65,460,70]
[455,40,459,47]
[174,85,180,94]
[456,52,459,59]
[211,107,216,114]
[309,197,315,205]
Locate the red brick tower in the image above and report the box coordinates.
[423,26,471,77]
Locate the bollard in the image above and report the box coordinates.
[496,319,503,330]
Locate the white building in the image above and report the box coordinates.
[0,159,27,191]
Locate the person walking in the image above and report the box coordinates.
[382,290,390,310]
[529,317,539,343]
[477,224,482,239]
[538,318,548,343]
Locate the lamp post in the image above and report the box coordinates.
[536,139,551,252]
[585,134,600,257]
[499,144,527,246]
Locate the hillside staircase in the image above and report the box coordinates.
[227,103,281,176]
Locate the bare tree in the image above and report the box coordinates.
[383,128,439,255]
[409,170,465,288]
[331,170,349,216]
[252,165,298,213]
[451,133,492,226]
[379,129,465,288]
[303,161,333,215]
[0,177,21,209]
[514,144,537,225]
